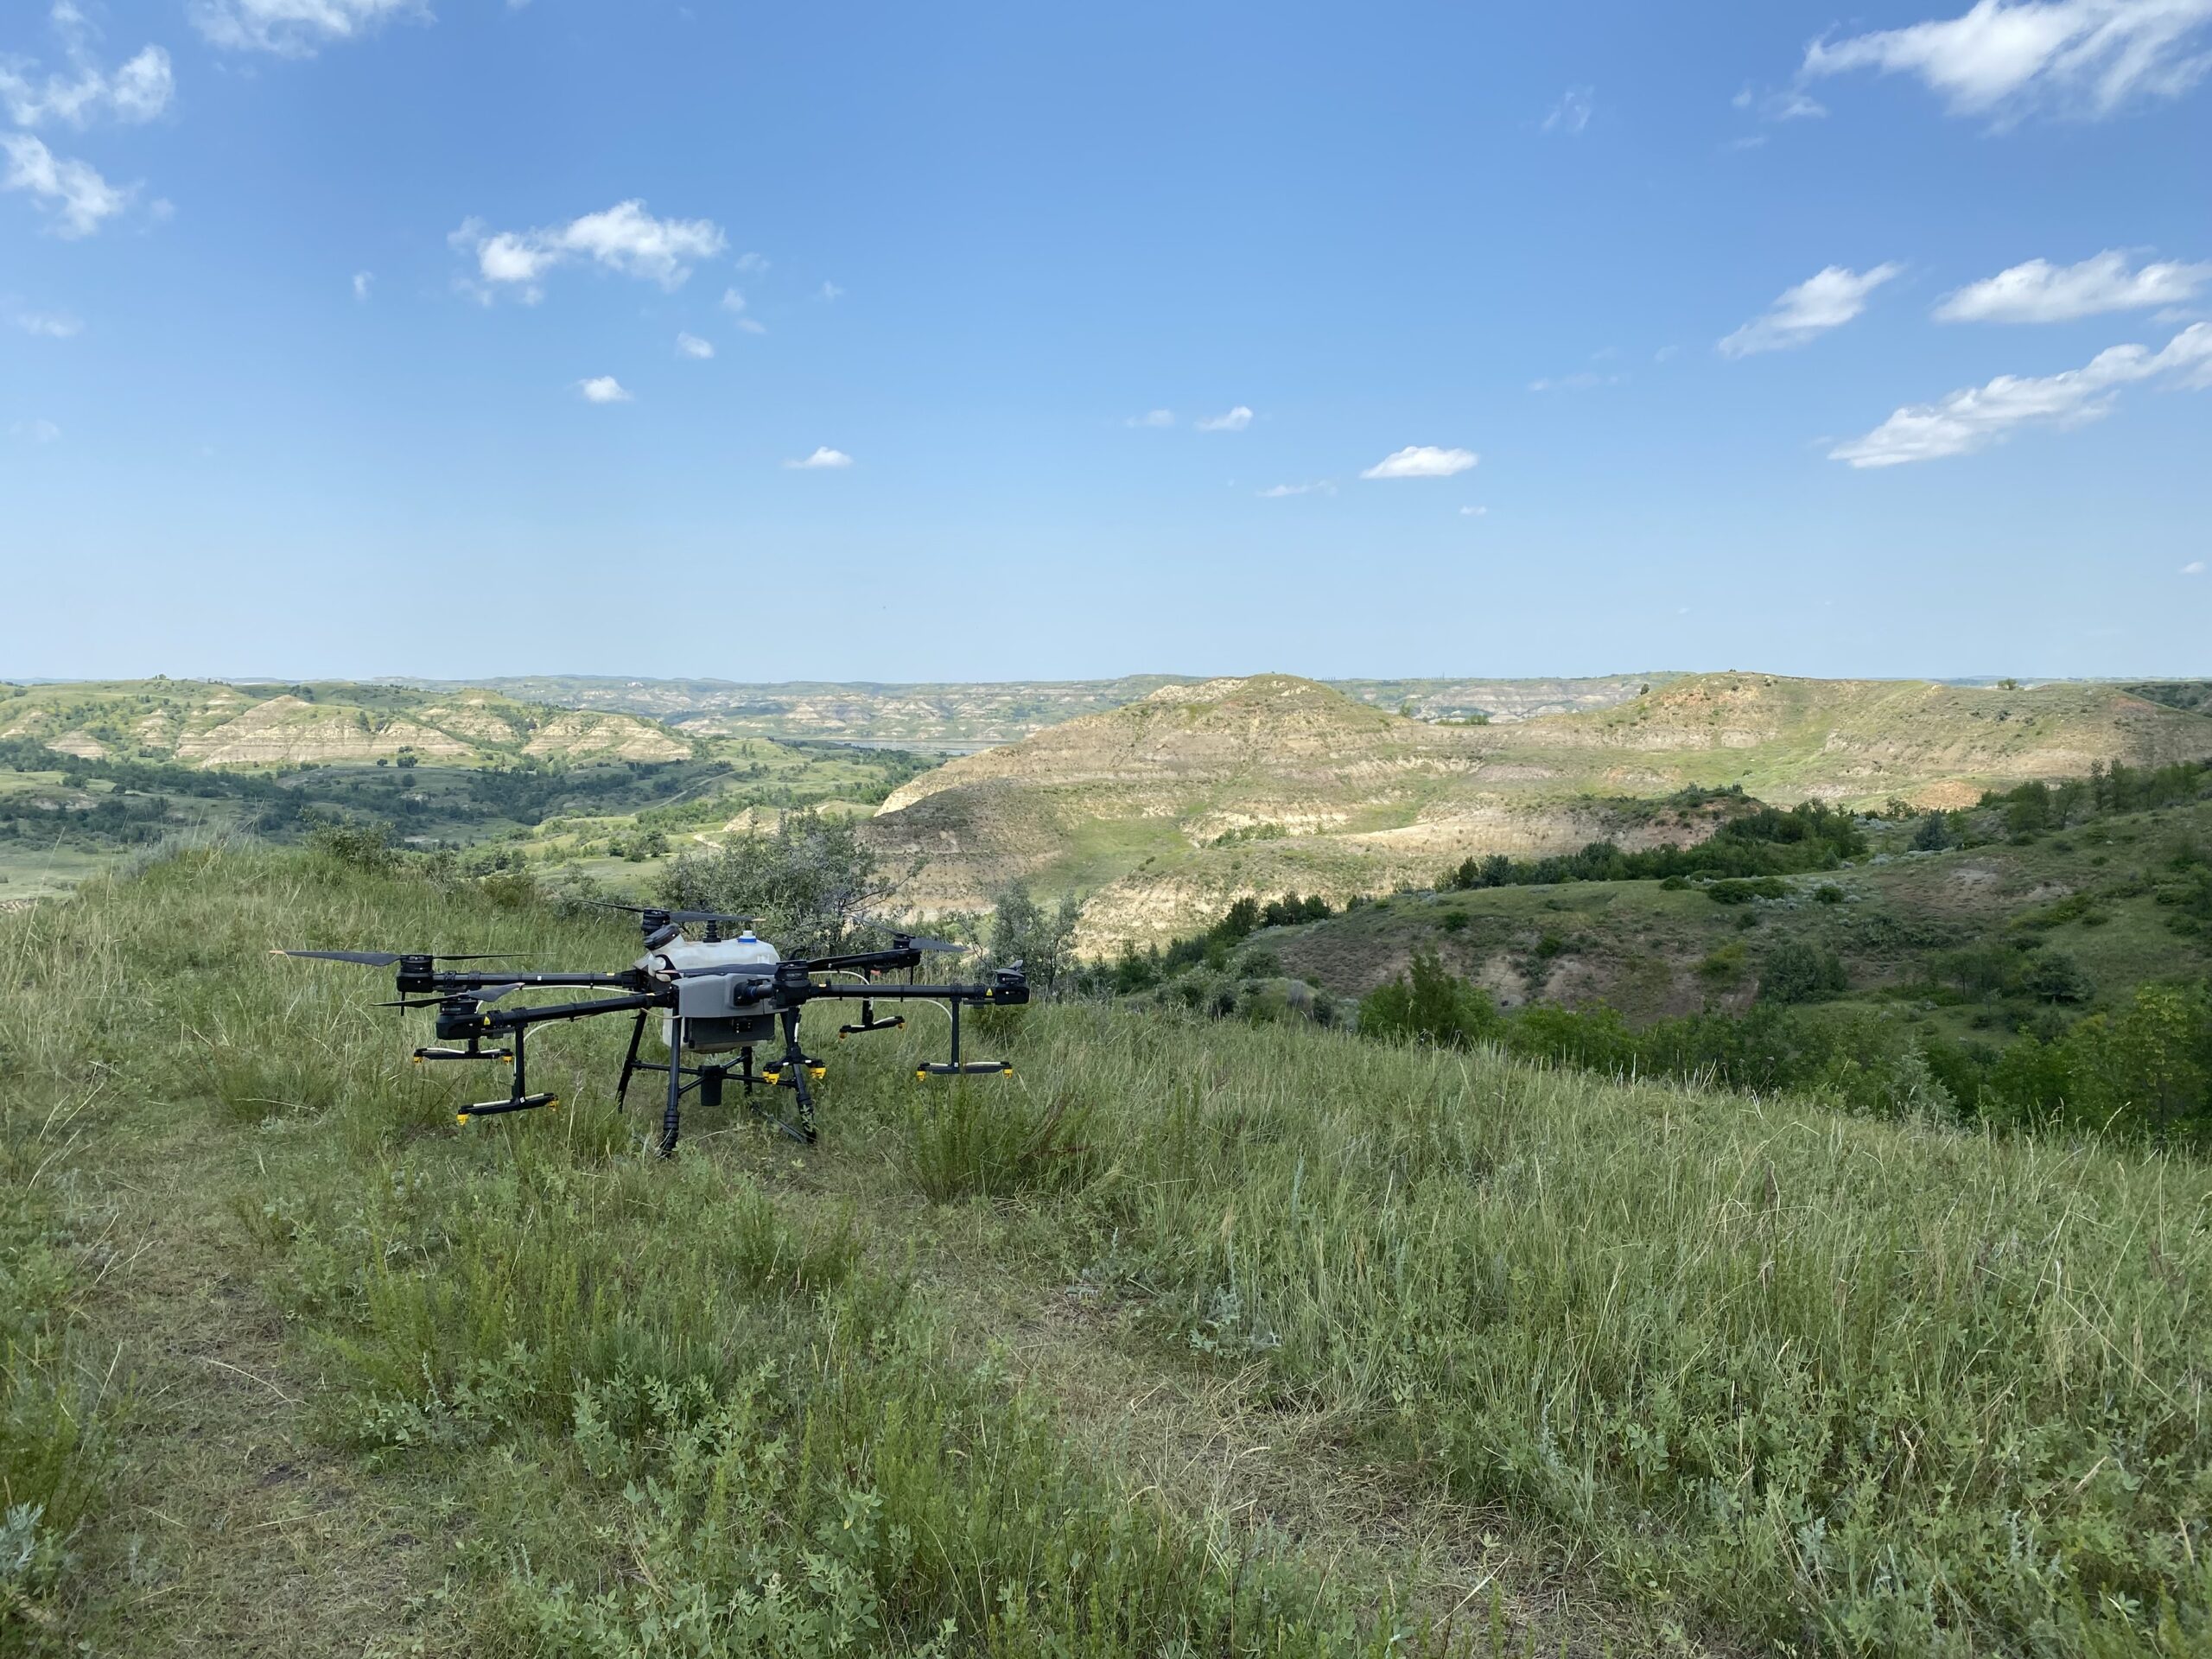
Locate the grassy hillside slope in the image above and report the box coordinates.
[1262,793,2212,1030]
[4,849,2208,1656]
[0,680,929,902]
[864,673,2212,948]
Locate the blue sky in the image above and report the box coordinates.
[3,0,2209,684]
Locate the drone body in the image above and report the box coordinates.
[284,907,1027,1154]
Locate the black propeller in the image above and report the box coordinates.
[587,902,759,928]
[276,949,525,967]
[855,915,968,954]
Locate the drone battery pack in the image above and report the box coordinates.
[667,971,777,1053]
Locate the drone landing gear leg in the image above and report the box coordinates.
[753,1009,818,1145]
[457,1024,560,1123]
[613,1008,648,1112]
[658,1016,684,1158]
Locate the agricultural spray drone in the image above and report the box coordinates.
[278,908,1027,1154]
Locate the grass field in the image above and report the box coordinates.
[3,849,2209,1655]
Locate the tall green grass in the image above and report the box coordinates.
[892,1010,2212,1656]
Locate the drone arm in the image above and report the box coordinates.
[791,979,1027,1007]
[477,991,668,1032]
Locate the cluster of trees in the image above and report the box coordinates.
[1101,893,1336,993]
[1910,758,2212,851]
[1357,949,2212,1143]
[0,786,177,849]
[1440,800,1866,893]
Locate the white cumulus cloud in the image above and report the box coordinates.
[191,0,423,56]
[1257,480,1334,497]
[1935,250,2212,322]
[1542,84,1594,133]
[452,200,727,301]
[578,376,632,404]
[1361,445,1479,480]
[0,132,130,236]
[1197,405,1253,432]
[352,270,372,301]
[1802,0,2212,123]
[1719,263,1903,357]
[676,332,714,359]
[1459,505,1489,517]
[1831,321,2212,467]
[0,4,173,129]
[785,447,852,469]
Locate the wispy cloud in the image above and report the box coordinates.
[1197,404,1253,432]
[191,0,424,56]
[1530,371,1627,391]
[1459,505,1489,517]
[0,132,131,237]
[578,376,632,404]
[1719,263,1903,357]
[451,200,726,302]
[1541,84,1594,134]
[0,5,173,128]
[1361,445,1479,480]
[1126,409,1175,429]
[1258,480,1334,497]
[785,446,852,469]
[9,417,61,442]
[676,332,714,359]
[734,251,768,276]
[1831,321,2212,467]
[352,270,373,302]
[721,287,767,334]
[1802,0,2212,123]
[2183,559,2206,575]
[818,280,844,301]
[1935,251,2212,322]
[13,308,80,338]
[1732,83,1828,121]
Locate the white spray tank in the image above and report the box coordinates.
[636,927,781,1053]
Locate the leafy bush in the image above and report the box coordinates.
[1357,949,1500,1048]
[661,807,902,957]
[1758,939,1849,1004]
[988,883,1082,999]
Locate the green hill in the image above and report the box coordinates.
[864,672,2212,948]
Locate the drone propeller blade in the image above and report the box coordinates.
[671,909,757,927]
[856,916,967,954]
[278,949,527,966]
